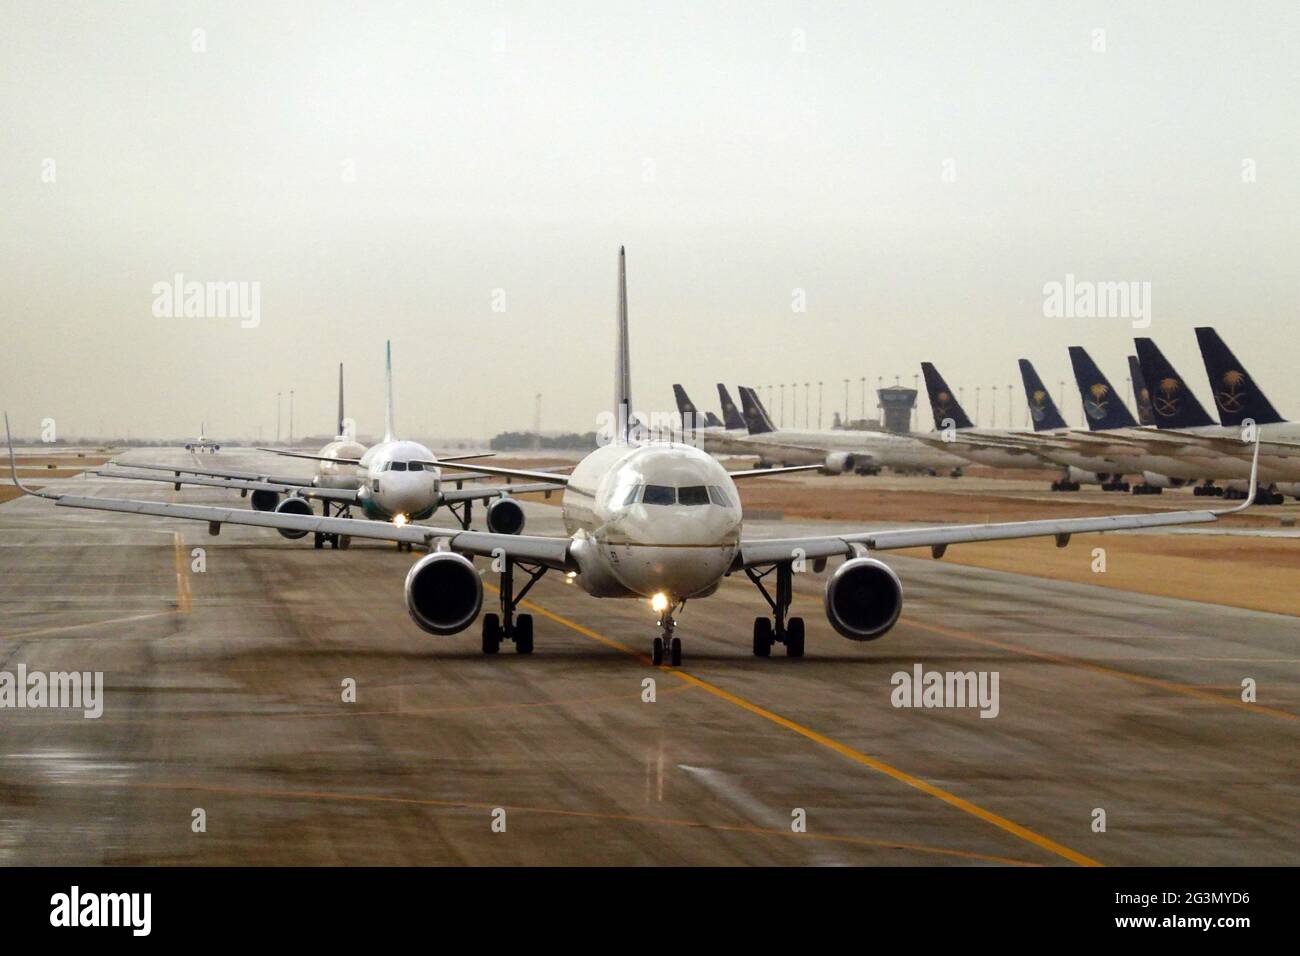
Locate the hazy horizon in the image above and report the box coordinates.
[4,2,1298,442]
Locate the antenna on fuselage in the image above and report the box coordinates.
[383,341,395,443]
[615,247,632,444]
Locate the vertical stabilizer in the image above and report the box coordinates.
[1017,359,1068,431]
[920,363,974,431]
[1133,338,1215,429]
[337,363,346,437]
[614,248,632,443]
[1067,347,1138,431]
[383,341,396,442]
[1194,327,1285,426]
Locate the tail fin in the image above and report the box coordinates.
[1194,327,1285,426]
[1133,338,1215,429]
[1127,355,1155,426]
[614,247,632,443]
[738,386,776,434]
[749,388,780,429]
[337,363,346,437]
[383,341,396,442]
[672,384,703,430]
[920,363,973,430]
[1067,347,1137,431]
[716,385,746,431]
[1017,359,1068,431]
[704,411,723,428]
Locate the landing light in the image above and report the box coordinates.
[393,513,409,527]
[650,592,669,613]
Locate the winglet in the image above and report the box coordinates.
[1217,434,1261,515]
[4,413,59,499]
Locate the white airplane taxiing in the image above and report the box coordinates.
[5,248,1259,666]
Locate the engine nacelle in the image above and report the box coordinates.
[250,488,280,512]
[824,557,903,641]
[1066,466,1104,485]
[823,451,856,474]
[486,497,525,535]
[1141,472,1185,489]
[274,495,313,538]
[404,552,483,635]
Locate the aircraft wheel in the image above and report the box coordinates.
[338,535,352,550]
[652,636,664,665]
[514,614,534,654]
[785,618,805,658]
[313,533,324,550]
[669,637,682,667]
[482,613,501,655]
[752,618,772,658]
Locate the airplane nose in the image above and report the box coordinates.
[609,544,736,600]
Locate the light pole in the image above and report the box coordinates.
[289,389,295,444]
[859,377,866,423]
[1007,383,1013,429]
[975,386,981,426]
[992,385,998,428]
[817,381,823,431]
[843,379,849,427]
[779,384,786,427]
[276,392,281,443]
[804,382,810,429]
[913,373,920,430]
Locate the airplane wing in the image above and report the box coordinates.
[107,461,319,486]
[727,464,821,479]
[257,448,494,466]
[735,439,1259,569]
[425,460,573,484]
[93,469,362,504]
[439,481,561,503]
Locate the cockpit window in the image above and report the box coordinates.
[677,485,710,506]
[641,484,676,506]
[389,461,408,472]
[620,484,643,506]
[407,461,424,471]
[707,485,733,507]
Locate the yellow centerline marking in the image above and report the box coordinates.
[905,618,1298,723]
[109,780,1041,866]
[500,587,1101,867]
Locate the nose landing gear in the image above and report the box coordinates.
[482,556,548,655]
[652,603,684,666]
[745,561,805,658]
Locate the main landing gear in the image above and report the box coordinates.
[1050,479,1081,492]
[482,557,548,655]
[312,502,353,550]
[446,496,474,531]
[1193,482,1224,497]
[651,603,684,667]
[744,561,805,658]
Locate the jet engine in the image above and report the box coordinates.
[486,497,525,535]
[404,552,483,635]
[823,557,903,640]
[823,452,856,475]
[273,495,313,539]
[250,488,280,512]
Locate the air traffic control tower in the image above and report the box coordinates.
[877,387,917,433]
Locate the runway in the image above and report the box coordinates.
[1,449,1297,866]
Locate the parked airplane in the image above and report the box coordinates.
[95,349,554,548]
[730,385,967,476]
[915,364,1058,472]
[5,249,1259,666]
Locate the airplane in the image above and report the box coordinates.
[1132,332,1300,502]
[913,364,1060,473]
[5,248,1259,667]
[94,349,558,548]
[1003,348,1196,494]
[185,423,220,454]
[730,385,968,476]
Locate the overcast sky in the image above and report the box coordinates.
[3,1,1298,441]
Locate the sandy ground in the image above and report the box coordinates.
[894,534,1300,617]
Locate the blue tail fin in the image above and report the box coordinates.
[1194,327,1285,426]
[716,385,747,431]
[1127,355,1155,426]
[1133,338,1215,429]
[1067,347,1138,431]
[920,363,973,430]
[1017,359,1068,431]
[737,386,776,434]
